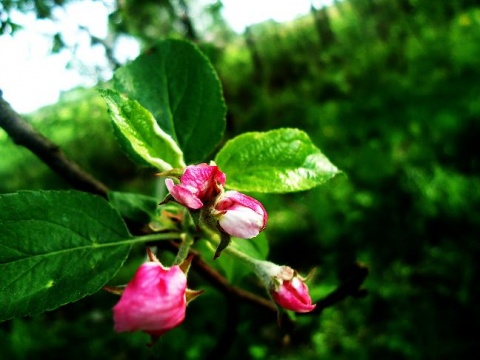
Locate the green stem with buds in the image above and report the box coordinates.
[205,236,283,289]
[206,236,263,268]
[173,232,194,265]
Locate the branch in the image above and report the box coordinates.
[193,253,277,312]
[0,93,109,197]
[177,0,198,42]
[79,26,121,70]
[170,242,369,317]
[163,241,277,312]
[0,95,276,312]
[0,93,368,318]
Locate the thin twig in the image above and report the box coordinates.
[194,254,278,312]
[79,26,121,70]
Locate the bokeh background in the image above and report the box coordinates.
[1,0,480,359]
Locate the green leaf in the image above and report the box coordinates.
[113,39,226,164]
[196,233,269,284]
[108,191,159,224]
[0,191,132,321]
[215,128,339,193]
[99,88,185,171]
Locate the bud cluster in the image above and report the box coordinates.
[109,163,316,342]
[165,163,267,239]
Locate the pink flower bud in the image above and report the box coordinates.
[214,190,267,238]
[165,163,226,209]
[270,266,316,313]
[113,261,187,336]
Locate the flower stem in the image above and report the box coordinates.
[173,232,193,265]
[133,232,182,243]
[205,236,262,269]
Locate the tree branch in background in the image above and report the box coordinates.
[0,92,109,197]
[177,0,198,42]
[310,4,335,48]
[79,25,121,70]
[244,26,263,84]
[308,262,369,315]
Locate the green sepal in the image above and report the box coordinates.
[214,230,232,260]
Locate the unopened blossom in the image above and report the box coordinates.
[165,163,226,209]
[214,190,267,239]
[269,266,316,313]
[164,163,268,246]
[113,261,187,336]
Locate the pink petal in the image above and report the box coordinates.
[181,164,226,200]
[113,262,187,336]
[165,178,203,209]
[271,277,316,313]
[215,191,267,238]
[165,164,227,209]
[218,206,265,238]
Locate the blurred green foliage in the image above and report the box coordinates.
[1,0,480,358]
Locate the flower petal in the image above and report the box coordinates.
[165,178,204,209]
[218,205,265,238]
[215,191,267,238]
[165,164,226,209]
[271,276,316,313]
[113,261,187,336]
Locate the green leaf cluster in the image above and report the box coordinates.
[100,39,340,193]
[100,39,227,169]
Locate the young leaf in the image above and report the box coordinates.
[215,128,339,193]
[0,191,132,322]
[99,88,185,171]
[113,39,226,164]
